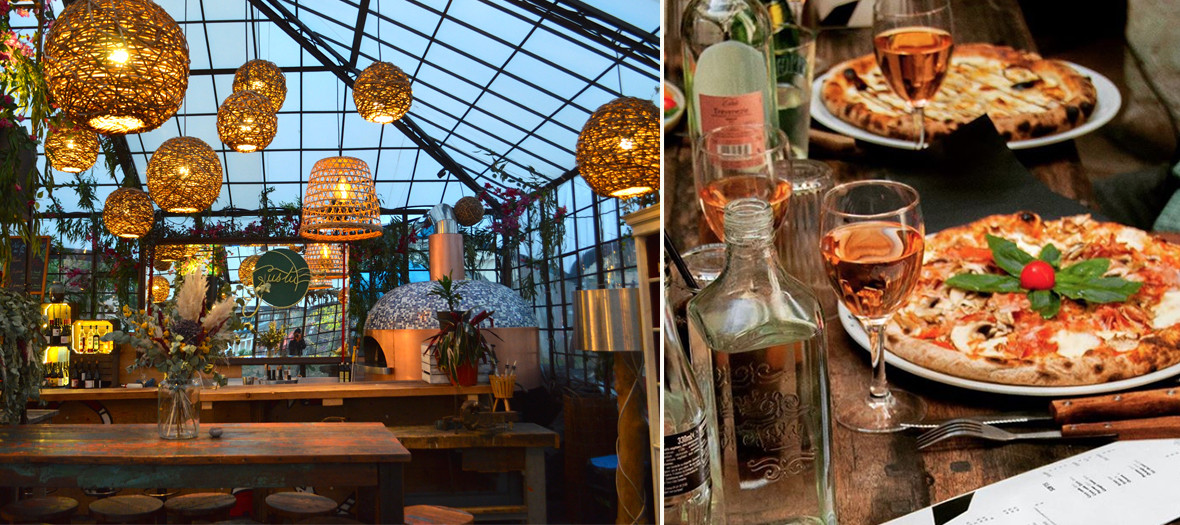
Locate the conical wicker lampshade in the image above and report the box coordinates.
[238,254,259,287]
[300,157,381,241]
[102,187,155,239]
[308,275,332,291]
[150,275,170,303]
[575,97,660,199]
[232,59,286,112]
[45,123,99,173]
[353,61,412,124]
[43,0,189,135]
[147,137,223,213]
[308,243,345,279]
[217,90,277,153]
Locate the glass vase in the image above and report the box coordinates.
[158,377,199,440]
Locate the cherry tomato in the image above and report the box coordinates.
[1020,260,1055,290]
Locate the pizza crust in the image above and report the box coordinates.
[821,43,1098,142]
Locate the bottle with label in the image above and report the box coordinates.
[92,332,101,353]
[61,320,72,347]
[50,320,61,343]
[687,198,837,524]
[69,360,79,389]
[664,308,722,525]
[681,0,779,139]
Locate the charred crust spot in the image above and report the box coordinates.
[1092,363,1104,374]
[1017,121,1031,132]
[1001,131,1013,141]
[842,68,869,90]
[1019,211,1038,223]
[1080,101,1095,117]
[1065,105,1080,123]
[1062,361,1073,369]
[1031,124,1057,137]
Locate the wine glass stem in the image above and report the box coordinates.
[913,106,926,150]
[865,320,891,399]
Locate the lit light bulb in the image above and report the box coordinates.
[618,138,634,150]
[108,47,129,64]
[178,166,190,176]
[336,181,351,200]
[65,140,75,149]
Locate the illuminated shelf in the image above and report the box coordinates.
[74,320,114,354]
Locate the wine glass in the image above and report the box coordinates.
[820,180,926,432]
[872,0,953,149]
[694,124,793,241]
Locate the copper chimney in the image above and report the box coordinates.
[426,204,464,280]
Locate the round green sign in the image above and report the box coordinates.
[252,249,311,308]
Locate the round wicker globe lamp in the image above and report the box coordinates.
[154,259,172,272]
[575,97,660,199]
[45,124,99,173]
[238,254,260,287]
[150,276,170,303]
[300,157,381,241]
[454,196,485,226]
[102,187,155,239]
[217,90,278,153]
[232,59,286,112]
[353,61,412,124]
[308,243,345,279]
[43,0,189,135]
[154,244,191,262]
[146,137,223,213]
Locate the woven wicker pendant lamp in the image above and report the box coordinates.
[102,187,155,239]
[308,243,345,279]
[238,254,260,287]
[300,157,381,241]
[154,244,193,262]
[154,259,172,272]
[232,59,286,112]
[146,137,223,213]
[217,90,278,153]
[575,97,660,199]
[150,276,170,303]
[43,0,189,135]
[45,123,99,173]
[353,61,413,124]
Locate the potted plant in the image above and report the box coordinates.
[0,288,46,424]
[255,322,288,358]
[427,273,465,327]
[423,307,499,387]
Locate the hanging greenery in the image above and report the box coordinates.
[0,287,45,424]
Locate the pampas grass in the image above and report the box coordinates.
[202,297,234,332]
[176,269,208,322]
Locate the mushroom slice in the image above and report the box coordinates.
[950,320,1000,353]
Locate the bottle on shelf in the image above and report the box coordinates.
[681,0,779,139]
[92,332,101,353]
[687,198,837,524]
[83,360,94,389]
[69,360,79,389]
[663,308,721,525]
[50,320,61,344]
[61,320,72,348]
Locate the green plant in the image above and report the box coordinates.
[423,308,500,375]
[427,273,465,313]
[0,288,45,423]
[254,322,288,357]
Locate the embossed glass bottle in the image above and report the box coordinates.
[688,198,837,524]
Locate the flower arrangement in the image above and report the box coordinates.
[255,322,288,357]
[0,288,45,424]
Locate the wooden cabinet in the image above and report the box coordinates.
[622,204,660,508]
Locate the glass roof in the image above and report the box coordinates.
[32,0,660,216]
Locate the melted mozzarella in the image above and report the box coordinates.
[1153,290,1180,329]
[1052,330,1100,359]
[1116,228,1148,251]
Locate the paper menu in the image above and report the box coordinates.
[886,440,1180,525]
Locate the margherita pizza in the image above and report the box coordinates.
[821,43,1098,142]
[884,213,1180,386]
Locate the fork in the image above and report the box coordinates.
[915,420,1065,449]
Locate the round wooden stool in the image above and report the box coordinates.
[264,492,336,523]
[404,505,475,525]
[0,496,79,524]
[211,518,263,524]
[87,495,162,524]
[295,517,361,524]
[165,492,238,523]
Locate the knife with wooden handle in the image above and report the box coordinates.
[1060,415,1180,440]
[1050,387,1180,424]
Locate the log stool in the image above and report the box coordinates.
[263,492,336,523]
[165,492,237,524]
[404,505,475,525]
[295,517,361,524]
[0,496,79,524]
[87,495,162,524]
[211,519,263,524]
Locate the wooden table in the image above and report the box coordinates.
[388,423,559,524]
[0,422,411,524]
[665,1,1125,524]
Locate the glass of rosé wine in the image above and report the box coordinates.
[872,0,953,150]
[694,124,793,241]
[821,180,926,432]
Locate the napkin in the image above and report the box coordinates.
[876,115,1102,232]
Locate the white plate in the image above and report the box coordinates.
[810,62,1122,150]
[837,303,1180,396]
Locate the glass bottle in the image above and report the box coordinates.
[681,0,779,139]
[687,198,837,524]
[664,308,723,525]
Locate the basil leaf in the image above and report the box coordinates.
[946,273,1022,293]
[1058,258,1110,282]
[1054,278,1143,303]
[986,235,1034,277]
[1037,244,1061,268]
[1027,290,1061,319]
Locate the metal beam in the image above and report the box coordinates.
[108,136,142,188]
[246,0,498,212]
[348,0,371,69]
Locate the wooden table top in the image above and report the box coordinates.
[0,422,411,465]
[36,381,491,402]
[665,2,1123,523]
[388,423,560,450]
